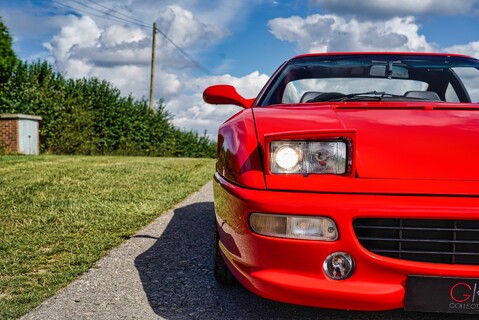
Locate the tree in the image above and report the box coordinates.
[0,17,18,83]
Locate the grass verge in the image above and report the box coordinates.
[0,156,215,319]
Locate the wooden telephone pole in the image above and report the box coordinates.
[149,22,157,111]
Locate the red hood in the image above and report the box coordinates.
[254,102,479,181]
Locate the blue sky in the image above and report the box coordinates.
[2,0,479,138]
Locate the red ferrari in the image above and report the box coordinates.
[203,52,479,314]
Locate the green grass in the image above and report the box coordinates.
[0,156,215,319]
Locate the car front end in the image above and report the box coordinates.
[205,52,479,314]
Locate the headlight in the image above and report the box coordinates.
[249,213,338,241]
[270,140,347,174]
[273,144,302,172]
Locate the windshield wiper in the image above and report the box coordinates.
[328,91,404,102]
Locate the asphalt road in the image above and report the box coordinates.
[21,182,476,320]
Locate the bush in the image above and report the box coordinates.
[0,60,216,158]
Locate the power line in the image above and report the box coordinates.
[68,0,150,29]
[52,0,149,30]
[51,0,210,74]
[84,0,148,27]
[155,28,211,74]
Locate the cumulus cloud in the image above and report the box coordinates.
[268,14,432,53]
[153,5,229,70]
[45,4,227,73]
[445,41,479,58]
[311,0,479,18]
[171,71,270,139]
[41,4,268,139]
[45,16,102,72]
[44,4,228,97]
[156,5,228,48]
[72,26,151,68]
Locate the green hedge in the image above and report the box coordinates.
[0,60,216,157]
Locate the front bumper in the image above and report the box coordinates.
[213,173,479,311]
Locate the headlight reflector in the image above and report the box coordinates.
[270,140,347,174]
[273,144,301,172]
[249,213,338,241]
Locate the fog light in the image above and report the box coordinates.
[323,252,354,280]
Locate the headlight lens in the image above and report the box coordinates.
[249,213,338,241]
[273,144,301,172]
[270,140,347,174]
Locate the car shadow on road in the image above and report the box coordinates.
[134,201,469,320]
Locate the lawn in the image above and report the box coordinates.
[0,156,215,319]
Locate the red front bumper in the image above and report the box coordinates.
[213,173,479,311]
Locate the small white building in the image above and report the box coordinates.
[0,114,42,155]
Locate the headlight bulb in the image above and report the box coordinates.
[274,145,301,172]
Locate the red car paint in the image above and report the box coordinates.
[204,52,479,313]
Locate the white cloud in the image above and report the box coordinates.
[311,0,479,18]
[152,4,229,71]
[185,71,270,99]
[72,26,151,68]
[171,71,270,139]
[445,41,479,59]
[41,5,268,140]
[100,25,147,48]
[44,5,227,97]
[268,14,432,53]
[155,5,228,48]
[45,4,228,74]
[46,16,102,72]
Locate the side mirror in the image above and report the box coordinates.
[203,85,254,109]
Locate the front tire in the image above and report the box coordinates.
[213,223,235,285]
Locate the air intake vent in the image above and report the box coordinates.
[353,219,479,265]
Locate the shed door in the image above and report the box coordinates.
[18,119,39,155]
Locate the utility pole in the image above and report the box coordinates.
[149,22,157,111]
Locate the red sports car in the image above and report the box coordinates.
[203,52,479,314]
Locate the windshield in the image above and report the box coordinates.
[257,54,479,106]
